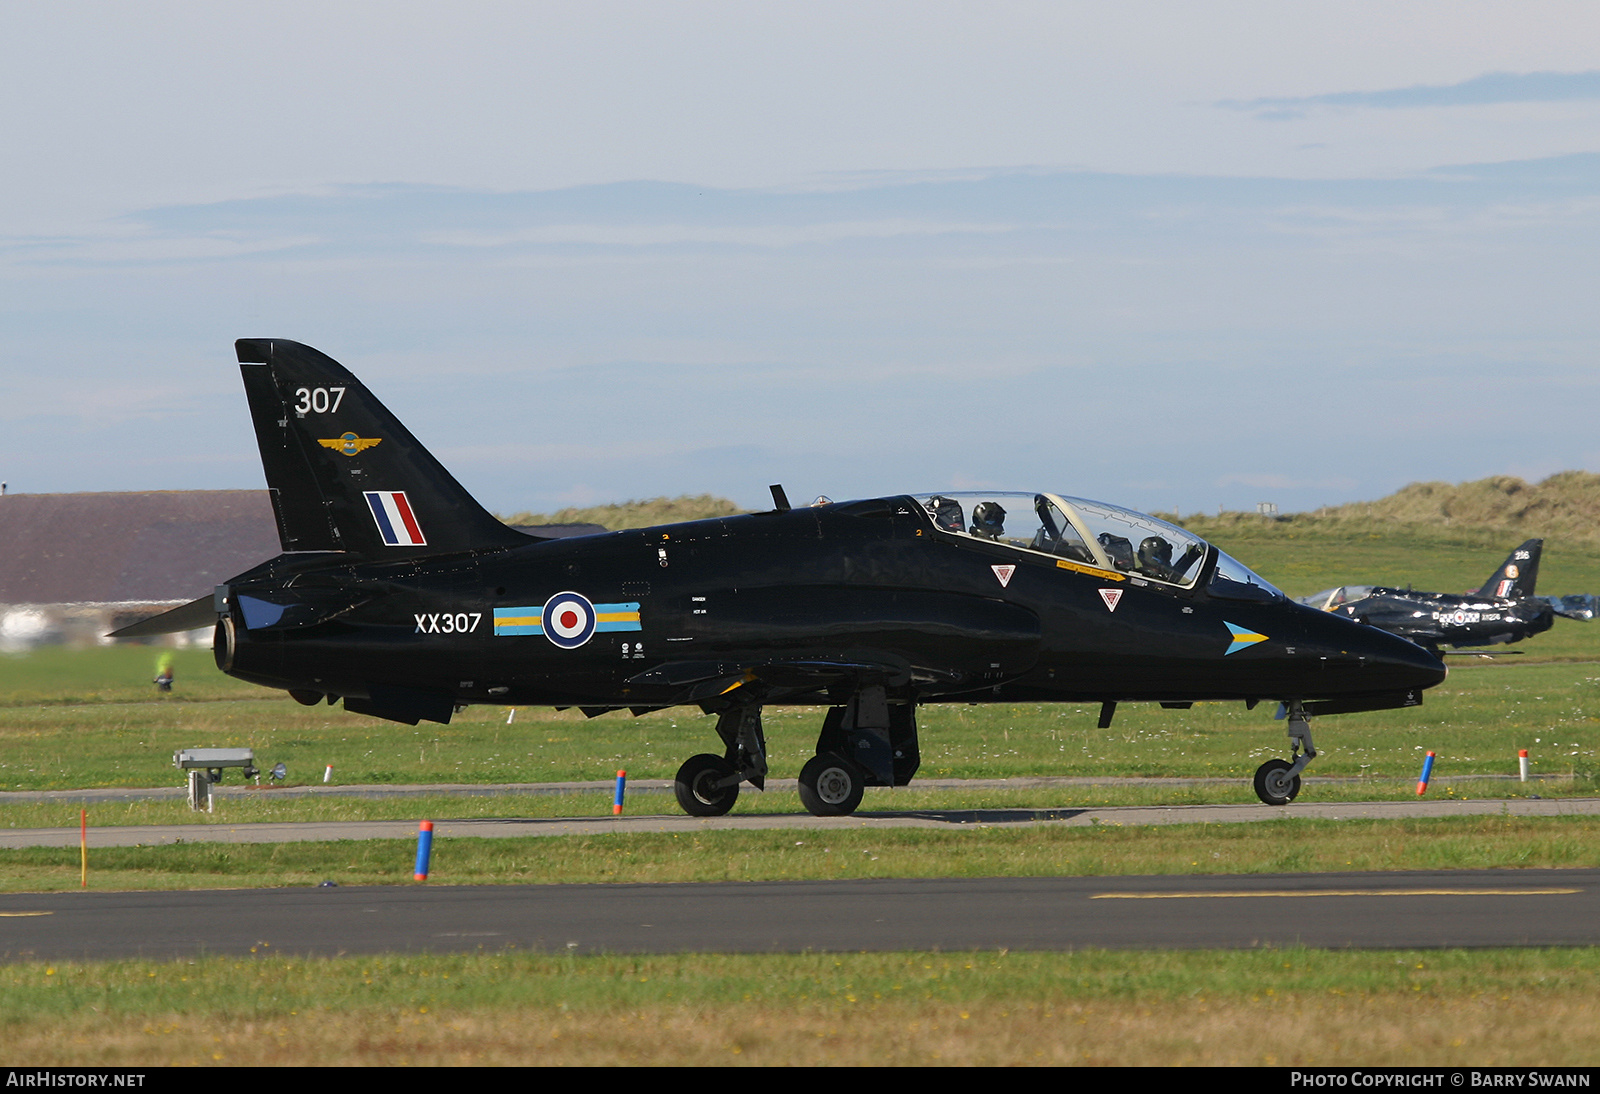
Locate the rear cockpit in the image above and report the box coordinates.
[1299,586,1376,612]
[910,491,1283,598]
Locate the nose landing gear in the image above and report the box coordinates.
[1253,700,1316,805]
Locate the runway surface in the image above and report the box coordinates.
[1,771,1560,806]
[1,869,1594,960]
[3,794,1597,849]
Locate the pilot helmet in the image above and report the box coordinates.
[1138,535,1173,566]
[926,495,964,533]
[970,501,1007,538]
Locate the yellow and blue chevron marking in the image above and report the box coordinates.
[493,602,642,637]
[1224,621,1268,655]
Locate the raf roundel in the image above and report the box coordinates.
[541,591,597,649]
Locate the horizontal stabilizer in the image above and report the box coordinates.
[107,595,215,639]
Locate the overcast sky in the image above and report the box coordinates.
[3,2,1598,516]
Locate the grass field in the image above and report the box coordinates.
[4,814,1600,892]
[3,644,1595,803]
[5,948,1597,1066]
[3,524,1600,1065]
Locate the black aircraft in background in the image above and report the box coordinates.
[115,340,1446,809]
[1299,539,1598,655]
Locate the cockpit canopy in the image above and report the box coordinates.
[1299,586,1376,612]
[911,491,1282,598]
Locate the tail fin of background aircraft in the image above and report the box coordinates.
[1476,538,1542,599]
[235,339,530,557]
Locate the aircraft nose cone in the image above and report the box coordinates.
[1300,605,1447,693]
[1360,626,1447,691]
[1391,634,1448,688]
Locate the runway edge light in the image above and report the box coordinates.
[415,820,434,881]
[1417,752,1436,796]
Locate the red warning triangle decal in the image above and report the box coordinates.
[1098,588,1123,612]
[991,564,1015,588]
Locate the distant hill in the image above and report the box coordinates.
[498,494,746,531]
[1179,472,1600,547]
[500,475,1600,543]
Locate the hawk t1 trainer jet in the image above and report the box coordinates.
[1299,539,1597,655]
[115,340,1447,810]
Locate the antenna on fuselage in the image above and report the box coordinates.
[770,484,791,512]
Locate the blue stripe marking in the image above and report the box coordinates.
[364,492,398,545]
[493,601,641,637]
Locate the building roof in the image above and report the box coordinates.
[0,491,283,604]
[0,491,611,605]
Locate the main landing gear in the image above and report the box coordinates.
[674,753,742,816]
[1253,700,1316,806]
[673,704,766,817]
[671,686,921,819]
[797,753,865,816]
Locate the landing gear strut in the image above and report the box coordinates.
[1253,700,1316,805]
[673,703,768,817]
[797,686,920,817]
[670,690,921,819]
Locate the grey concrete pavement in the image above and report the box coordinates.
[3,794,1597,849]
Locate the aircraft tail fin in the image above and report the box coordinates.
[1477,539,1542,599]
[235,339,529,557]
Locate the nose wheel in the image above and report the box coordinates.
[1253,758,1301,806]
[1252,701,1316,805]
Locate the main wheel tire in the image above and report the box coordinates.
[798,753,865,817]
[1253,757,1301,806]
[674,753,740,817]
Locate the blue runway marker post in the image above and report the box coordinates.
[613,769,627,815]
[414,820,434,880]
[1417,752,1436,796]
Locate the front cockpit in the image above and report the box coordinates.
[911,491,1284,599]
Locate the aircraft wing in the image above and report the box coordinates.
[627,656,920,704]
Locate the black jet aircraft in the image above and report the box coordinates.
[115,340,1447,809]
[1299,539,1597,655]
